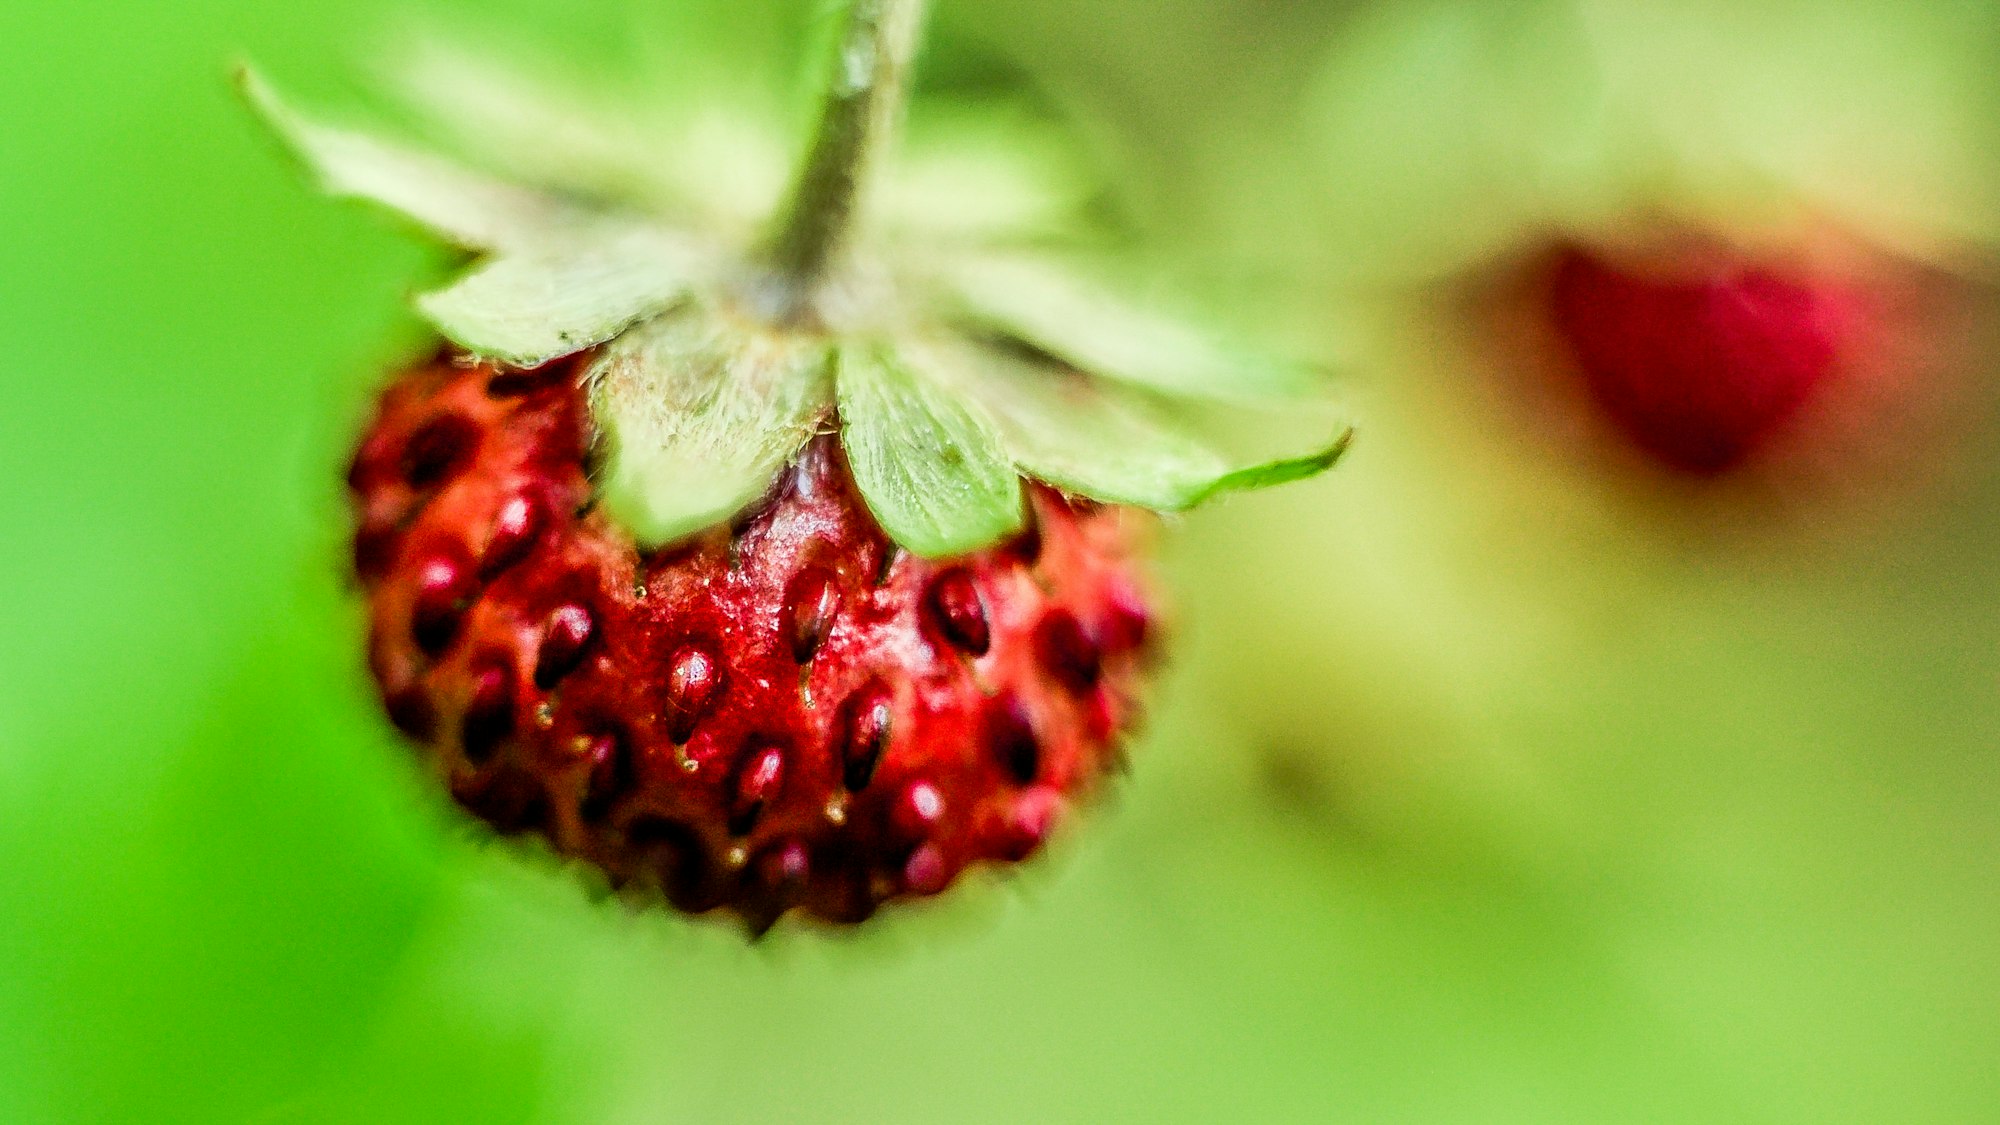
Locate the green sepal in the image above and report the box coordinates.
[942,254,1320,402]
[417,224,705,367]
[238,65,569,252]
[391,39,1086,245]
[387,38,788,227]
[882,109,1090,241]
[589,306,831,548]
[1190,427,1354,500]
[245,50,1353,562]
[836,342,1025,558]
[948,339,1353,511]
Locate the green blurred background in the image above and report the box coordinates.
[7,0,2000,1121]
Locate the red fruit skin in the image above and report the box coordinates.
[1549,246,1869,473]
[346,352,1158,930]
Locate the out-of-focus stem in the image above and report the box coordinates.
[765,0,930,308]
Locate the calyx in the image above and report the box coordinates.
[243,15,1348,558]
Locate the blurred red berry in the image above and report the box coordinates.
[1549,245,1870,473]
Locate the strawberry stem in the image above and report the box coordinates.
[765,0,930,316]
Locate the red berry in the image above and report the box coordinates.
[1549,244,1869,473]
[348,352,1157,928]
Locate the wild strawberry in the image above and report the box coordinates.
[349,349,1159,928]
[247,0,1345,929]
[1548,244,1872,474]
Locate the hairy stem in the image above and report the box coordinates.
[765,0,930,307]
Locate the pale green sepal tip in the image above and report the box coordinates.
[944,339,1350,513]
[236,63,568,253]
[837,344,1024,559]
[596,452,779,548]
[941,340,1223,510]
[587,309,831,549]
[415,227,702,367]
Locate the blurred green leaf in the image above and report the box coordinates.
[943,253,1319,400]
[242,66,572,252]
